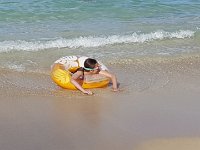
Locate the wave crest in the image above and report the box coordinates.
[0,30,195,52]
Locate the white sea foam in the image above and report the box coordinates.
[0,30,195,52]
[7,64,25,72]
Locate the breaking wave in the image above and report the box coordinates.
[0,30,195,52]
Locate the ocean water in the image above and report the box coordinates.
[0,0,200,93]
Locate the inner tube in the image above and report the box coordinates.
[51,56,110,90]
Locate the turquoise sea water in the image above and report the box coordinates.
[0,0,200,72]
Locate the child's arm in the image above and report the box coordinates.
[70,71,93,95]
[99,70,119,91]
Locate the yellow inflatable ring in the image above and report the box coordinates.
[51,56,110,90]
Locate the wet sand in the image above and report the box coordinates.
[1,55,200,150]
[136,138,200,150]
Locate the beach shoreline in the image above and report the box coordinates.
[1,54,200,150]
[1,0,200,149]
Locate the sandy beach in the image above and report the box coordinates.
[1,54,200,150]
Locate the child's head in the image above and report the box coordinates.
[84,58,99,72]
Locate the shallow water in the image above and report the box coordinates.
[1,54,200,98]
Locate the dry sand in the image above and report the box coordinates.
[0,55,200,150]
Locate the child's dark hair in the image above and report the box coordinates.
[84,58,97,69]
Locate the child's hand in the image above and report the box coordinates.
[83,90,93,95]
[112,88,120,92]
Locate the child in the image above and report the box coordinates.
[70,58,119,95]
